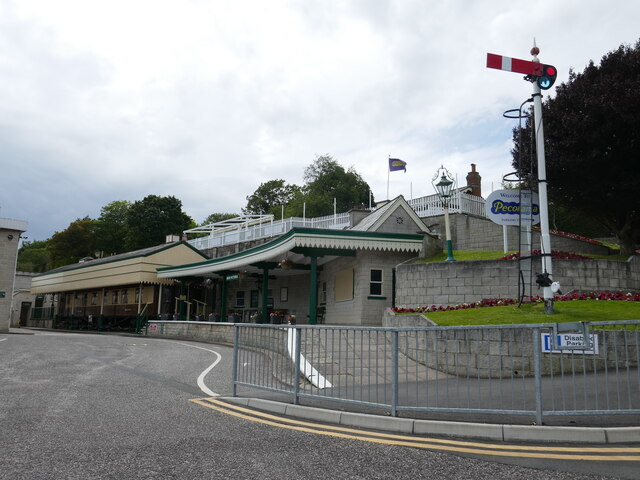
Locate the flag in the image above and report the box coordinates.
[389,158,407,172]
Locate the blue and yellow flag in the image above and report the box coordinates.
[389,158,407,172]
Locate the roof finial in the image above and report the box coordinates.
[531,37,540,58]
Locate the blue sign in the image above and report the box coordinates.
[541,333,598,354]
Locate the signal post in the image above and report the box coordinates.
[487,45,558,314]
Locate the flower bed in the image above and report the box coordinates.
[392,291,640,314]
[499,249,590,261]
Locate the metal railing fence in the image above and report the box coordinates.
[232,321,640,424]
[189,192,487,251]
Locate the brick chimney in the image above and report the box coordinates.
[466,163,482,197]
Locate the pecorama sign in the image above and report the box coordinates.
[485,189,540,226]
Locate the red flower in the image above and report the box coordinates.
[391,291,639,314]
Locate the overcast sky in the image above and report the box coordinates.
[1,0,639,241]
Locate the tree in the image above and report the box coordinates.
[125,195,193,250]
[511,41,640,254]
[301,154,371,217]
[48,217,97,268]
[201,212,239,225]
[243,179,301,218]
[17,240,50,272]
[94,200,131,256]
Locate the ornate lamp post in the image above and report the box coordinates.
[433,166,456,261]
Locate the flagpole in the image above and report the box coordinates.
[387,156,390,200]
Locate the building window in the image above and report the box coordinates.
[121,289,129,304]
[267,289,274,308]
[91,292,98,305]
[250,290,259,308]
[235,291,245,308]
[369,269,383,296]
[112,290,118,304]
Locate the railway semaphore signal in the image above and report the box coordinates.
[486,43,558,314]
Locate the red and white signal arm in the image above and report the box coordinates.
[486,53,543,76]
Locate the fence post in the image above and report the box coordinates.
[533,327,543,425]
[294,326,302,405]
[391,330,399,417]
[232,325,239,397]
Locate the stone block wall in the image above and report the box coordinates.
[395,256,640,308]
[426,213,612,256]
[384,310,639,378]
[146,320,289,355]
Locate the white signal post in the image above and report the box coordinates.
[487,44,556,313]
[530,45,554,314]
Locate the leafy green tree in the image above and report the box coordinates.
[94,200,131,256]
[17,240,51,272]
[511,41,640,254]
[301,154,372,217]
[243,180,301,218]
[125,195,193,250]
[201,212,239,225]
[243,155,373,219]
[48,217,97,268]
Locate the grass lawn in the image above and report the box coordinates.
[422,300,640,326]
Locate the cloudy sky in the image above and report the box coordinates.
[1,0,639,241]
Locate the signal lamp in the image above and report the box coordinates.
[537,64,557,90]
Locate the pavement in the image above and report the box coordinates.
[220,395,640,445]
[9,326,640,445]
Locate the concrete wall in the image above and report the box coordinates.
[0,218,28,332]
[426,213,612,255]
[10,272,35,327]
[320,250,417,326]
[145,321,289,357]
[384,310,639,378]
[396,256,640,308]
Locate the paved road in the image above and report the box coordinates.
[0,331,636,479]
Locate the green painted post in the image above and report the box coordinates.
[220,276,227,321]
[309,255,318,324]
[261,267,269,323]
[210,281,217,316]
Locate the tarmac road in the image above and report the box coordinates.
[0,330,637,479]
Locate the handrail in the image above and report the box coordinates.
[188,192,486,250]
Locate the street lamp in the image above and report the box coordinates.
[433,166,456,261]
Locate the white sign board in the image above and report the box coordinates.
[541,333,599,355]
[485,189,540,226]
[148,324,158,333]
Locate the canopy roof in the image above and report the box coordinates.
[158,227,424,279]
[31,242,208,294]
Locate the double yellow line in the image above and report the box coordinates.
[190,397,640,461]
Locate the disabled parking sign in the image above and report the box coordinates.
[541,333,599,354]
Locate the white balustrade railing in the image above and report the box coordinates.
[188,193,485,250]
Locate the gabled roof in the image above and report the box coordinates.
[350,195,432,233]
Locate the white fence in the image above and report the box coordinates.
[188,193,486,251]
